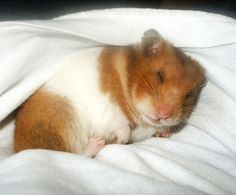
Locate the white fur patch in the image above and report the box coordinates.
[44,48,130,146]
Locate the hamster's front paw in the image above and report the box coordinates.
[114,127,130,144]
[154,129,172,138]
[83,137,106,157]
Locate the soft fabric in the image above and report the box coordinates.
[0,8,236,195]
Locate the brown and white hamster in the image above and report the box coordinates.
[14,29,206,157]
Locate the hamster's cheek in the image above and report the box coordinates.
[133,95,154,118]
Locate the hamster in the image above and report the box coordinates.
[14,29,206,157]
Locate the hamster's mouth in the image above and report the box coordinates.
[146,115,162,124]
[142,114,164,127]
[142,114,178,127]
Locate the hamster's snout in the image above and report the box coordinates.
[134,95,179,127]
[150,105,173,121]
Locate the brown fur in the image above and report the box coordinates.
[14,88,81,153]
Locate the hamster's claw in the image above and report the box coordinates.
[154,129,172,138]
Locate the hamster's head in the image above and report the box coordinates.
[129,29,206,128]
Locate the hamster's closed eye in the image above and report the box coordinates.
[156,71,164,83]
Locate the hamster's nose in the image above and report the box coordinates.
[153,106,173,121]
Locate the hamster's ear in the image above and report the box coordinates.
[141,29,163,57]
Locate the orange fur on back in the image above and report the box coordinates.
[14,88,81,153]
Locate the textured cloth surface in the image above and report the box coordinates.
[0,8,236,195]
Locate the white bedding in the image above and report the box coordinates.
[0,8,236,195]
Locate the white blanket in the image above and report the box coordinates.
[0,8,236,195]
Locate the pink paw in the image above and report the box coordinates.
[154,129,172,138]
[83,137,105,158]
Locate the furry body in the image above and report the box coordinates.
[14,30,206,156]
